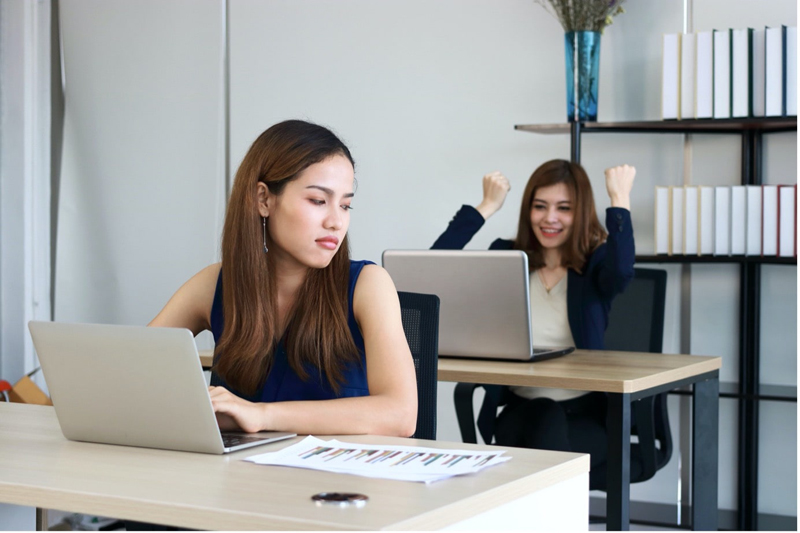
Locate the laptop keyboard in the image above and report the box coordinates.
[222,434,270,448]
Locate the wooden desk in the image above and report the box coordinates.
[199,349,213,369]
[439,350,722,531]
[0,403,589,531]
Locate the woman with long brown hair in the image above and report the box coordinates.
[150,120,417,437]
[432,159,636,488]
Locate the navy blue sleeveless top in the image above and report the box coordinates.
[209,260,375,402]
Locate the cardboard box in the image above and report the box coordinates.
[7,376,52,405]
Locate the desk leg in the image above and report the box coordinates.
[692,376,719,531]
[36,508,48,531]
[607,392,631,531]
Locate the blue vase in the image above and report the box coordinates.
[564,31,601,122]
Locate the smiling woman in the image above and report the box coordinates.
[430,159,636,488]
[148,120,417,439]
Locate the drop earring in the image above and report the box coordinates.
[262,217,269,253]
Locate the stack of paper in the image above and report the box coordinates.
[246,436,511,483]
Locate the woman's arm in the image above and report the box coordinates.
[209,265,419,437]
[431,172,511,249]
[148,263,220,334]
[596,165,636,297]
[475,171,512,219]
[605,164,635,210]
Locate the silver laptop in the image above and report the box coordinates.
[382,250,574,362]
[28,321,295,454]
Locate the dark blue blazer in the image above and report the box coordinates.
[432,205,636,443]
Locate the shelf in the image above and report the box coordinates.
[635,255,797,265]
[669,382,797,403]
[540,110,796,531]
[515,117,797,135]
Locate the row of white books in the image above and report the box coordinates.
[662,26,797,120]
[654,185,796,257]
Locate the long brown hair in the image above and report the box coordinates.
[214,120,359,396]
[513,159,607,273]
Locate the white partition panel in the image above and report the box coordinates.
[55,0,225,332]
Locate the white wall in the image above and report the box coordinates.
[2,0,796,522]
[55,0,226,347]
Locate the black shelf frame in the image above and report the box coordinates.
[517,117,797,531]
[670,382,797,403]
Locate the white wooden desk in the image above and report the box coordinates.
[0,403,589,530]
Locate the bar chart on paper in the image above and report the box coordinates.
[246,436,511,483]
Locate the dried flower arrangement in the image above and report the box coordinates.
[535,0,626,33]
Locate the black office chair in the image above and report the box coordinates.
[398,291,440,440]
[596,267,670,487]
[453,268,669,490]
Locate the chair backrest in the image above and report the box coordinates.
[398,291,440,440]
[604,267,671,484]
[604,267,667,353]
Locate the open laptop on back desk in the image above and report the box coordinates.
[382,250,574,362]
[28,321,295,454]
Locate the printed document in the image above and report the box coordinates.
[245,436,511,483]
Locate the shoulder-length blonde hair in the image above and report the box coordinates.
[513,159,607,273]
[213,120,359,396]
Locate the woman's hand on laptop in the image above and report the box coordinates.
[209,385,265,433]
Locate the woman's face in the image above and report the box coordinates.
[262,154,354,270]
[529,183,574,250]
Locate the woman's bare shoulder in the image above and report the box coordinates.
[148,262,222,331]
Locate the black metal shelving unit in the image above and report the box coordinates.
[517,117,797,531]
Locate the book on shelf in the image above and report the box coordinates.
[715,187,731,255]
[653,184,798,257]
[714,29,732,119]
[778,184,796,257]
[699,186,715,255]
[662,33,681,120]
[752,28,767,117]
[671,186,684,255]
[745,186,762,255]
[681,33,696,120]
[787,27,797,116]
[684,186,699,255]
[765,25,786,116]
[731,28,753,118]
[762,185,779,256]
[730,186,747,255]
[695,31,714,119]
[655,186,670,254]
[659,25,795,122]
